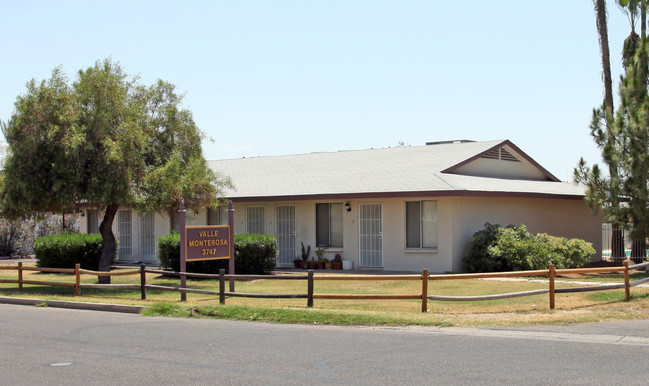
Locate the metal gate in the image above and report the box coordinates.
[117,210,133,261]
[276,205,296,265]
[359,203,382,267]
[140,212,156,262]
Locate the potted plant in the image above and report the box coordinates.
[332,253,343,270]
[293,258,302,269]
[315,247,327,269]
[300,242,310,269]
[323,257,332,269]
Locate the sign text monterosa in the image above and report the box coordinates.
[185,225,231,261]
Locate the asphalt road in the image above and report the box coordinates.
[1,304,649,385]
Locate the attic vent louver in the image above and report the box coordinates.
[481,148,520,162]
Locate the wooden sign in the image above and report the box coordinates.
[184,225,231,262]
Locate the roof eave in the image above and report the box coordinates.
[226,189,585,203]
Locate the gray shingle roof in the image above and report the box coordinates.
[208,140,585,200]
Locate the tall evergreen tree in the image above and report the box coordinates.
[576,38,649,262]
[593,0,627,257]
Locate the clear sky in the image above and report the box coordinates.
[0,1,635,182]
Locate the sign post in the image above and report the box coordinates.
[179,199,235,300]
[228,200,235,291]
[179,200,187,301]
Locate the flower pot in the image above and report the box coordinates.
[300,261,309,269]
[332,261,342,270]
[293,260,302,268]
[325,262,333,269]
[308,261,318,269]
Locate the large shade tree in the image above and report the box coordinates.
[1,59,231,281]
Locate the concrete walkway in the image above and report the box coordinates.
[0,258,36,264]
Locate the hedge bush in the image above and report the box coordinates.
[464,223,595,272]
[157,232,181,271]
[34,233,110,270]
[157,232,278,275]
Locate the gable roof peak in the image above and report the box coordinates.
[441,140,560,182]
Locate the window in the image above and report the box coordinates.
[170,211,180,233]
[208,207,228,225]
[406,201,437,249]
[246,206,266,234]
[316,203,343,248]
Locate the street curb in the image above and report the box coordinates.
[0,296,147,314]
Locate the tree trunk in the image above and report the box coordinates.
[98,203,119,284]
[638,3,647,263]
[631,223,646,263]
[594,0,614,117]
[611,226,625,260]
[631,239,646,263]
[642,2,646,39]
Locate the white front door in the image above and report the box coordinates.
[359,203,382,267]
[276,205,296,265]
[117,210,133,262]
[140,212,156,262]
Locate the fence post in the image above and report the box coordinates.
[307,270,314,308]
[140,264,147,300]
[18,262,23,294]
[624,260,630,301]
[421,269,429,313]
[75,263,81,296]
[219,269,226,305]
[548,264,555,310]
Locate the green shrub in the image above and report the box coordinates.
[34,233,109,270]
[487,225,555,271]
[234,234,278,275]
[157,232,181,271]
[463,222,504,273]
[547,235,595,269]
[464,223,595,272]
[157,232,278,275]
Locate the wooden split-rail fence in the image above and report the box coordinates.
[1,261,649,312]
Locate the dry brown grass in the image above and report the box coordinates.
[2,263,649,327]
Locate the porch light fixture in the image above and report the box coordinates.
[345,202,351,212]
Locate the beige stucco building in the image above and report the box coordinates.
[80,140,602,272]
